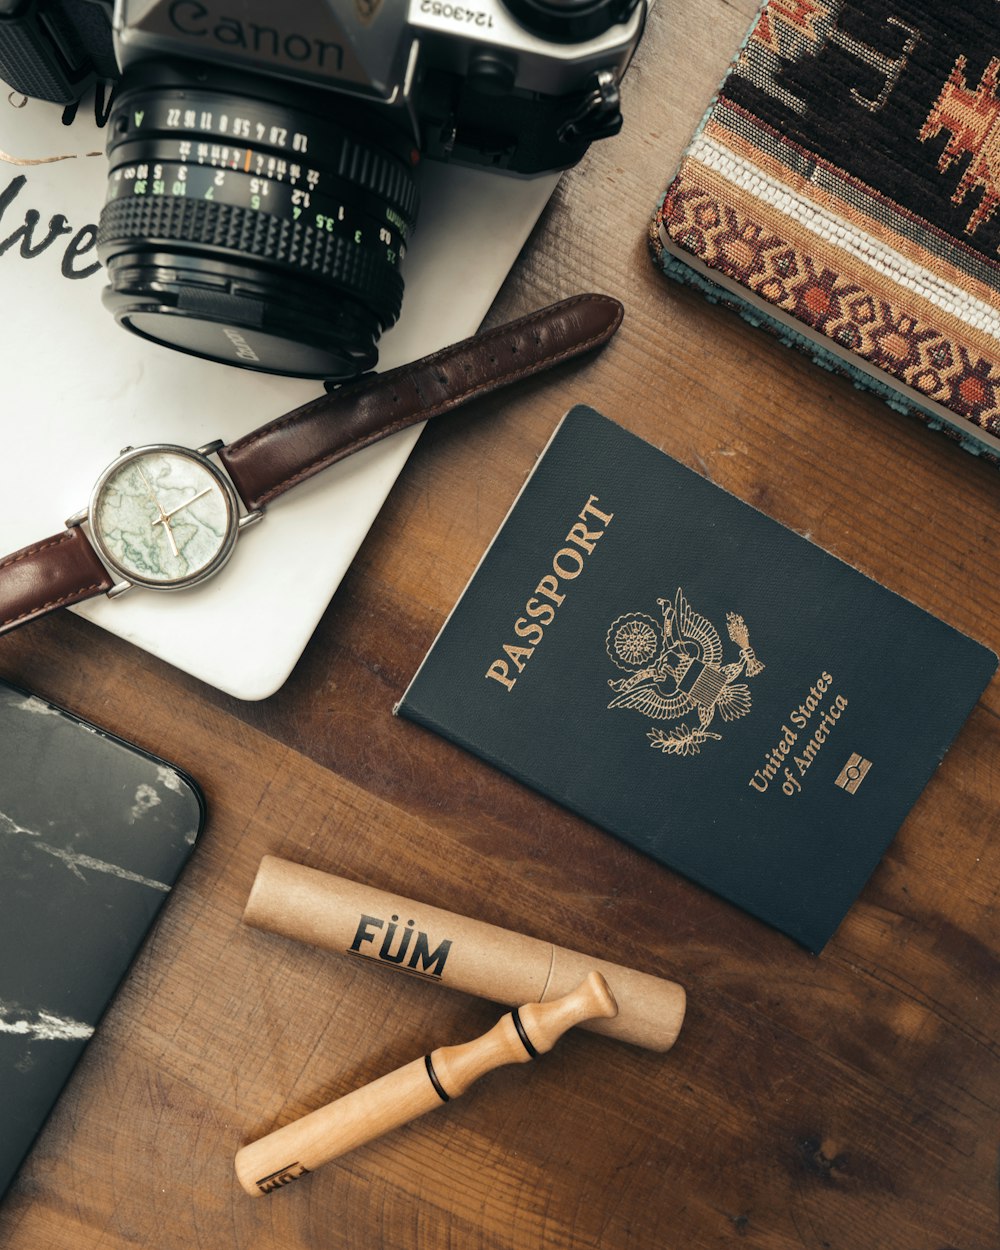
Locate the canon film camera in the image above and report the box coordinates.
[0,0,645,378]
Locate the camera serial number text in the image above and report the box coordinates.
[420,1,495,27]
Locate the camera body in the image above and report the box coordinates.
[2,0,644,171]
[117,0,644,175]
[0,0,645,375]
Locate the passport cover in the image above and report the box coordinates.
[651,0,1000,466]
[396,405,997,951]
[0,680,205,1199]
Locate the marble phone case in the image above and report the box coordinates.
[0,680,205,1198]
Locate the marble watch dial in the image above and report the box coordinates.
[91,448,236,588]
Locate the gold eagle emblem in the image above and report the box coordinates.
[605,588,764,756]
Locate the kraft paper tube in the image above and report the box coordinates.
[243,856,685,1052]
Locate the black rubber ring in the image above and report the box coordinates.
[512,1008,539,1058]
[424,1054,450,1102]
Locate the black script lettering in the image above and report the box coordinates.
[0,174,103,280]
[0,175,71,259]
[61,224,100,279]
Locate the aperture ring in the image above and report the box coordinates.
[98,197,405,321]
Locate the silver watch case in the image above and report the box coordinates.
[66,441,262,597]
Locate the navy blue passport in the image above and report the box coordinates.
[397,406,996,952]
[0,681,204,1198]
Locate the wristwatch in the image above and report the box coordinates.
[0,294,623,637]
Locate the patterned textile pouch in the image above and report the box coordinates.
[652,0,1000,466]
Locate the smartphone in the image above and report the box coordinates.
[0,678,205,1198]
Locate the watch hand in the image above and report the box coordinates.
[153,514,180,557]
[136,464,166,515]
[136,464,181,557]
[153,487,215,559]
[160,487,213,520]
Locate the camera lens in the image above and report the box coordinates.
[97,61,419,380]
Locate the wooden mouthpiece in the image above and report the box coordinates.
[234,971,618,1197]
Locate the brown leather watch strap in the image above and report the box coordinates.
[0,293,623,638]
[218,293,624,512]
[0,527,114,635]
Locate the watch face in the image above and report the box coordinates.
[89,446,239,590]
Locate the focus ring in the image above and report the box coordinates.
[98,197,404,316]
[335,143,418,219]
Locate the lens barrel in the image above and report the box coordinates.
[97,62,419,379]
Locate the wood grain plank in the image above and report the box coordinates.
[1,0,998,1245]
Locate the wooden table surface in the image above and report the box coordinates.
[2,3,999,1247]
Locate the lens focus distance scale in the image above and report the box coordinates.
[108,91,418,222]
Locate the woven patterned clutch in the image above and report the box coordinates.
[652,0,1000,466]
